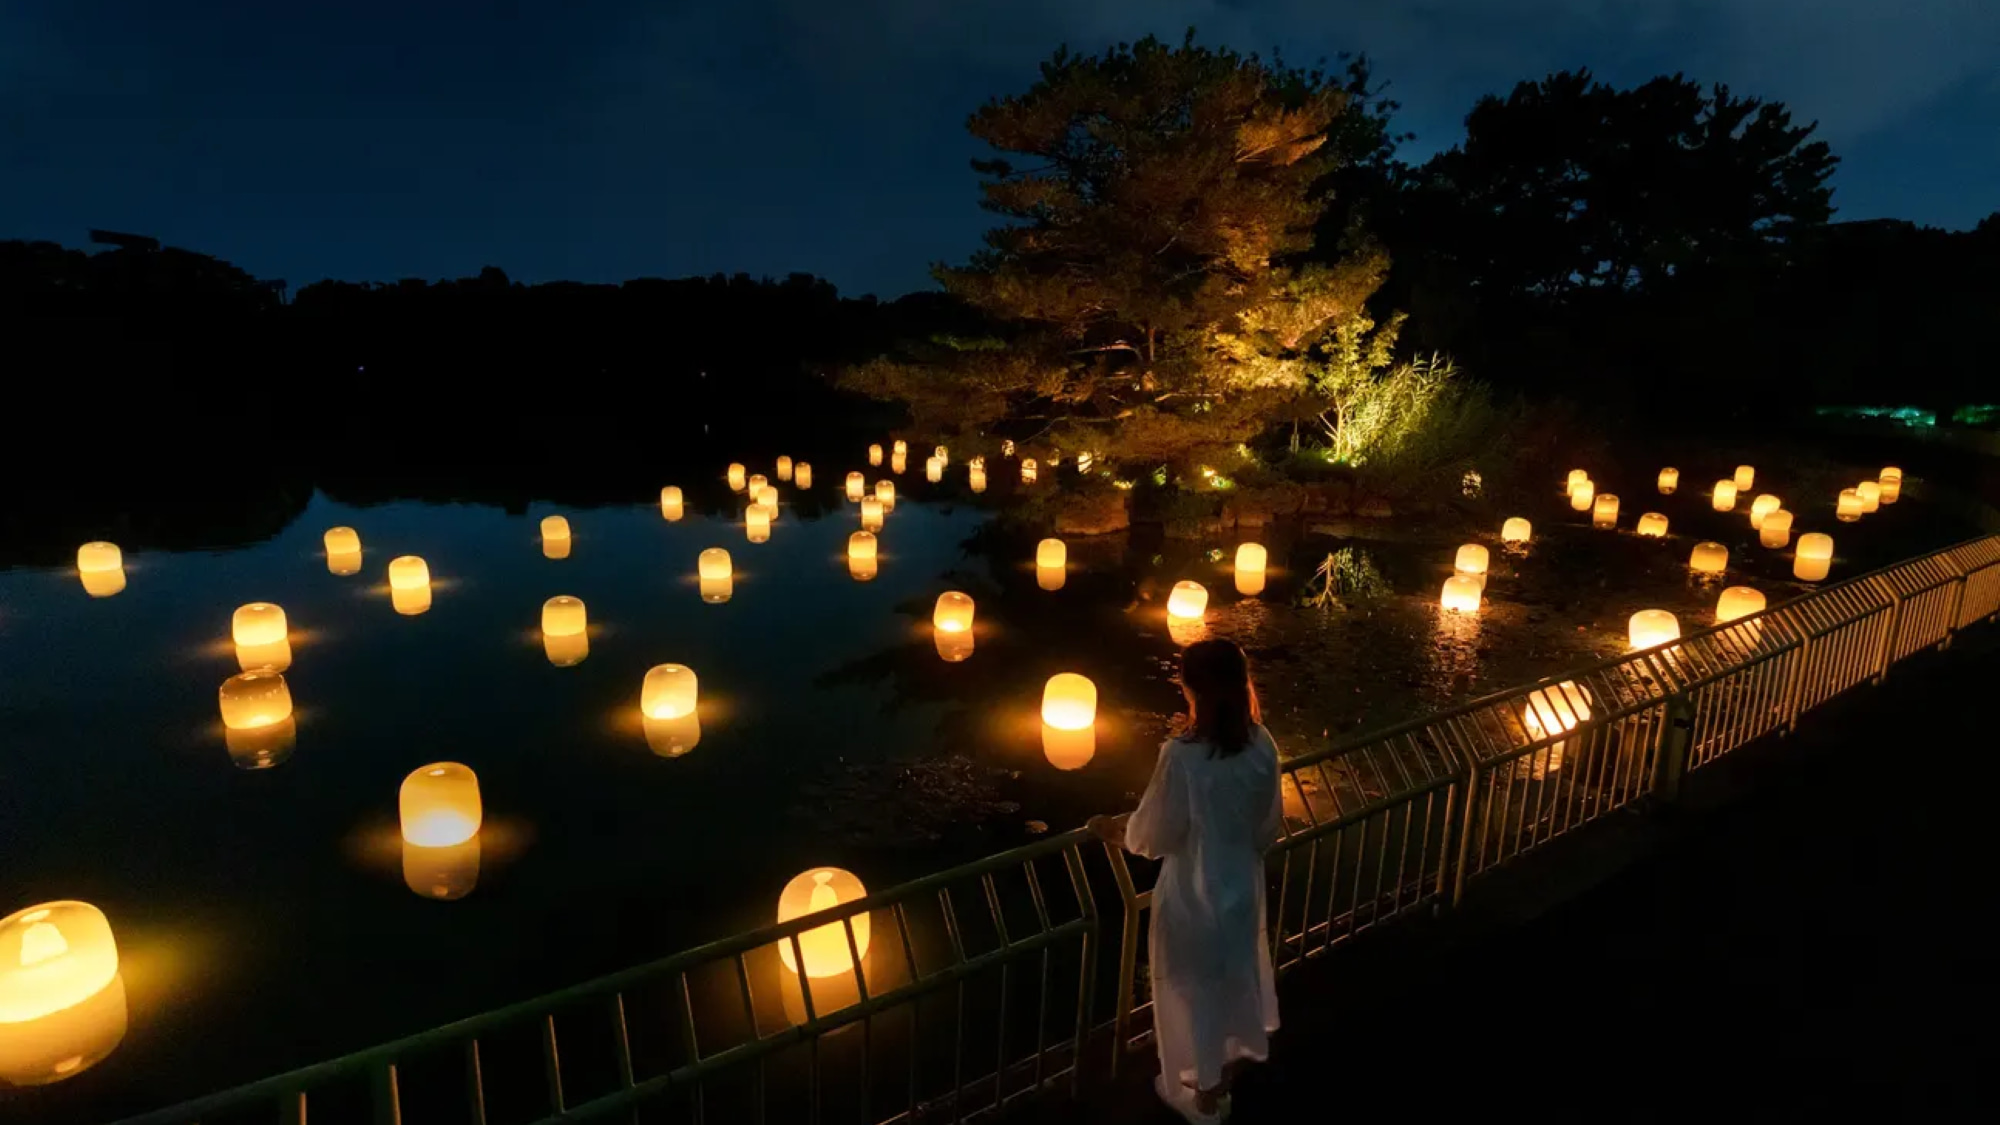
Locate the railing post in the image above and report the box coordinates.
[1942,575,1968,649]
[1103,843,1143,1078]
[1782,630,1811,732]
[1448,763,1482,908]
[1872,589,1902,684]
[1652,693,1694,803]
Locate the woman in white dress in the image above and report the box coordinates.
[1090,639,1282,1123]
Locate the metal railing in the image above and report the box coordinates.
[118,535,2000,1125]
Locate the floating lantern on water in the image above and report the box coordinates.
[389,555,430,590]
[1879,473,1901,504]
[1759,509,1794,549]
[0,900,125,1085]
[1235,543,1268,595]
[1042,673,1097,731]
[875,480,896,511]
[1795,533,1833,582]
[868,445,883,467]
[1836,489,1864,522]
[754,485,778,511]
[1689,541,1728,574]
[1036,538,1066,570]
[776,456,793,482]
[699,548,732,582]
[890,451,907,475]
[219,668,292,733]
[1569,479,1594,512]
[846,472,866,502]
[400,762,482,847]
[969,466,987,493]
[1592,493,1619,529]
[1712,481,1738,511]
[1856,480,1881,513]
[232,602,288,647]
[324,527,361,556]
[776,869,872,979]
[542,595,587,638]
[747,475,768,497]
[891,440,907,457]
[644,712,701,757]
[728,464,747,491]
[1880,466,1903,483]
[934,591,975,634]
[403,839,479,902]
[661,487,684,521]
[860,497,884,532]
[926,456,943,483]
[1658,468,1679,495]
[1733,465,1755,490]
[1166,581,1208,622]
[1749,494,1782,530]
[794,463,813,489]
[1628,609,1680,651]
[1566,469,1589,494]
[1454,544,1489,583]
[1021,459,1038,484]
[1636,512,1669,537]
[1440,575,1482,614]
[1716,586,1766,627]
[1502,518,1532,544]
[642,664,699,720]
[77,542,121,575]
[540,515,571,544]
[847,530,877,564]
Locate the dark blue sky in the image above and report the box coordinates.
[5,1,1996,297]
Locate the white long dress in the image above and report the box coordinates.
[1124,724,1283,1092]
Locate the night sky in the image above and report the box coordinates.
[5,1,1996,296]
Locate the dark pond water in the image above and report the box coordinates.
[1,450,1976,1122]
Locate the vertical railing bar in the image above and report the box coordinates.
[371,1063,402,1125]
[610,992,637,1098]
[1062,845,1097,1099]
[677,970,708,1125]
[1032,943,1053,1091]
[541,1013,566,1116]
[992,960,1013,1112]
[465,1039,488,1125]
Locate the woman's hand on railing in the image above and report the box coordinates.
[1087,813,1129,850]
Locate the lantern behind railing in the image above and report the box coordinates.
[1628,610,1680,651]
[1166,581,1208,622]
[776,456,793,482]
[400,763,482,847]
[1076,451,1093,473]
[1636,512,1668,537]
[1657,468,1678,495]
[776,868,871,979]
[660,487,684,521]
[728,464,747,491]
[1522,681,1591,739]
[846,472,866,502]
[1712,481,1737,511]
[1592,493,1619,529]
[1021,459,1038,483]
[1733,465,1755,490]
[1569,479,1594,512]
[1759,509,1794,549]
[1502,518,1532,544]
[1716,586,1765,625]
[1689,541,1728,574]
[1749,494,1782,530]
[1235,543,1268,595]
[1836,489,1863,521]
[1795,533,1833,582]
[1440,575,1482,614]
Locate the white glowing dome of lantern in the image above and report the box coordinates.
[1501,518,1531,544]
[1628,609,1680,651]
[933,591,975,634]
[1166,580,1208,622]
[1042,673,1097,731]
[1036,538,1066,569]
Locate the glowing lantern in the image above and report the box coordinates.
[794,463,813,489]
[1021,459,1038,483]
[1002,440,1016,457]
[1592,493,1619,528]
[934,591,975,634]
[1836,489,1864,521]
[1440,575,1482,614]
[660,487,684,521]
[860,497,884,531]
[1235,543,1268,596]
[876,480,896,510]
[756,484,780,511]
[644,712,701,757]
[324,527,361,556]
[0,901,122,1081]
[1733,465,1755,491]
[545,634,588,667]
[219,668,292,732]
[1716,586,1766,625]
[935,444,949,464]
[389,555,430,590]
[1076,451,1093,473]
[1042,673,1097,730]
[868,444,883,466]
[699,548,732,582]
[728,464,748,491]
[776,456,793,482]
[1795,533,1834,582]
[391,585,432,615]
[225,604,287,652]
[1628,610,1680,651]
[403,839,479,901]
[969,466,987,493]
[849,555,878,582]
[747,475,768,496]
[1658,468,1679,495]
[76,542,121,574]
[1636,512,1669,537]
[1879,476,1901,504]
[1032,539,1064,571]
[1856,480,1881,513]
[1036,565,1065,592]
[846,472,866,501]
[750,505,773,543]
[1759,509,1794,549]
[926,456,943,482]
[890,451,907,475]
[80,569,126,597]
[1569,479,1594,512]
[776,869,872,979]
[1566,469,1590,493]
[1501,518,1532,544]
[1749,494,1782,529]
[1880,466,1903,483]
[1455,544,1490,580]
[541,514,571,543]
[1712,481,1738,511]
[542,596,587,639]
[1689,541,1728,574]
[1522,681,1591,740]
[1166,581,1209,622]
[1043,724,1095,769]
[642,664,699,720]
[399,763,482,847]
[327,549,362,577]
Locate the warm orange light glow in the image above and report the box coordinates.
[388,555,430,590]
[969,466,987,493]
[1689,541,1728,573]
[776,456,793,482]
[1716,586,1766,625]
[644,712,701,757]
[219,669,292,731]
[846,471,866,501]
[1021,459,1038,483]
[1592,493,1620,529]
[642,664,699,720]
[1879,476,1901,504]
[403,839,479,902]
[1522,681,1591,739]
[699,548,732,581]
[1628,609,1680,651]
[80,568,126,597]
[890,451,907,475]
[660,487,684,521]
[836,532,873,567]
[926,456,943,482]
[848,555,877,582]
[1502,518,1532,544]
[1566,469,1589,493]
[542,595,587,637]
[392,585,432,615]
[1836,488,1863,521]
[1042,673,1097,730]
[1795,533,1833,582]
[0,901,119,1027]
[1759,509,1794,549]
[875,479,895,509]
[1749,494,1782,529]
[540,515,571,545]
[890,439,907,456]
[747,475,768,497]
[1235,542,1268,595]
[934,591,975,634]
[934,444,949,464]
[1036,538,1066,569]
[1042,723,1095,769]
[700,575,733,603]
[236,638,292,674]
[1657,468,1678,494]
[794,463,813,489]
[1880,466,1903,482]
[324,526,361,556]
[1001,439,1016,457]
[777,869,872,979]
[1712,481,1738,511]
[728,464,748,491]
[545,631,588,667]
[1636,512,1669,537]
[0,968,125,1086]
[860,497,884,531]
[935,628,975,662]
[1569,479,1594,511]
[746,505,771,543]
[231,602,288,647]
[1036,564,1065,591]
[1856,480,1880,513]
[1733,465,1755,491]
[76,542,121,574]
[1455,544,1489,577]
[1440,575,1482,614]
[400,762,482,847]
[1166,580,1208,622]
[868,444,884,466]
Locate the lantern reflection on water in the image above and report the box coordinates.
[860,497,884,531]
[1712,481,1738,511]
[1592,493,1619,529]
[1657,468,1678,494]
[400,762,482,847]
[645,712,702,757]
[544,632,589,666]
[1235,542,1268,595]
[80,568,127,597]
[1166,581,1208,622]
[890,451,907,474]
[1759,509,1794,549]
[403,838,480,901]
[236,637,293,675]
[1440,575,1482,614]
[1795,533,1833,582]
[1037,564,1065,591]
[777,869,871,978]
[660,487,684,521]
[1636,512,1669,537]
[1628,610,1680,651]
[728,464,748,491]
[1689,541,1728,574]
[1501,518,1532,544]
[926,457,943,483]
[969,466,987,493]
[935,629,975,661]
[391,584,433,615]
[0,901,125,1086]
[1043,723,1095,769]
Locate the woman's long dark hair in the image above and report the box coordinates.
[1179,639,1261,758]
